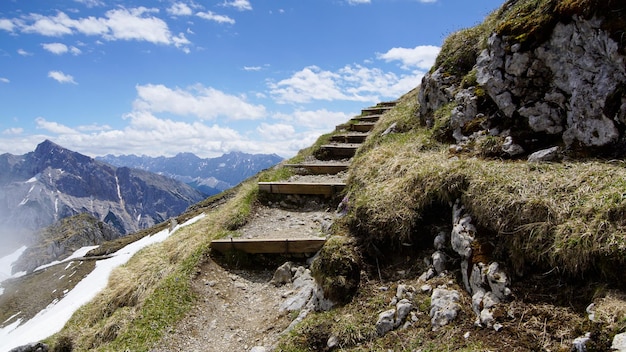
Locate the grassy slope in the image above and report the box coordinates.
[43,0,626,350]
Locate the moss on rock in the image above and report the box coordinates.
[311,235,361,305]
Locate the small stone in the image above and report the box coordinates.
[528,146,560,163]
[612,332,626,352]
[327,335,339,349]
[419,268,435,282]
[250,347,267,352]
[432,251,446,274]
[376,309,397,336]
[270,262,293,287]
[395,299,413,327]
[420,284,432,294]
[464,331,470,339]
[572,332,591,352]
[493,323,503,332]
[586,303,595,321]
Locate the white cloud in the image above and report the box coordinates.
[42,42,67,54]
[273,109,352,130]
[2,127,22,135]
[269,64,424,104]
[22,13,74,36]
[257,123,294,140]
[167,3,193,16]
[36,117,79,134]
[196,11,235,24]
[222,0,252,11]
[73,0,105,7]
[377,45,440,70]
[133,84,266,121]
[76,123,112,132]
[243,66,262,71]
[48,71,77,84]
[17,49,33,56]
[269,66,357,104]
[0,19,15,32]
[42,43,71,55]
[104,8,171,44]
[0,77,9,83]
[7,8,190,51]
[347,0,371,4]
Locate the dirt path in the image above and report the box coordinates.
[152,205,334,352]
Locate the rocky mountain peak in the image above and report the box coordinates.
[0,141,206,251]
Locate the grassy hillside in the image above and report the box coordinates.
[41,0,626,351]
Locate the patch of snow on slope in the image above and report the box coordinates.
[33,245,100,272]
[0,246,27,284]
[0,213,206,351]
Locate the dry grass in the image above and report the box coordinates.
[349,133,626,277]
[50,177,260,351]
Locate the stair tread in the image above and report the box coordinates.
[210,237,326,254]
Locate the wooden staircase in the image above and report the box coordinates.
[210,101,396,255]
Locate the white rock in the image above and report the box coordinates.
[327,335,339,349]
[395,299,413,327]
[572,332,591,352]
[502,136,525,156]
[528,146,561,163]
[429,288,461,331]
[434,231,447,250]
[432,251,446,274]
[486,262,511,300]
[612,332,626,351]
[419,268,436,282]
[376,309,397,336]
[271,262,293,286]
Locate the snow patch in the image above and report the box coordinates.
[0,246,27,284]
[34,245,100,272]
[0,213,206,351]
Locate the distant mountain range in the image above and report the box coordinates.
[96,151,283,196]
[0,140,206,252]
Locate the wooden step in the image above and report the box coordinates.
[210,237,326,254]
[352,114,381,123]
[258,182,346,195]
[330,133,368,143]
[319,143,360,158]
[284,163,350,174]
[378,101,398,107]
[361,106,394,115]
[349,123,376,132]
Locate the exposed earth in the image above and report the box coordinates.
[152,204,335,352]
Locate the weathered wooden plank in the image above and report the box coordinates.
[258,182,346,195]
[352,115,380,123]
[361,106,393,115]
[330,133,368,143]
[210,237,326,254]
[350,123,376,132]
[284,163,350,174]
[320,143,359,158]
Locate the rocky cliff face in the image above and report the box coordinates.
[11,213,120,274]
[418,1,626,159]
[0,140,206,249]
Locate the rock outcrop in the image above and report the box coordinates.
[418,4,626,159]
[11,213,120,274]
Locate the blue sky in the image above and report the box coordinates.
[0,0,502,158]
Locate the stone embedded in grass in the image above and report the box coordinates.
[429,287,461,331]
